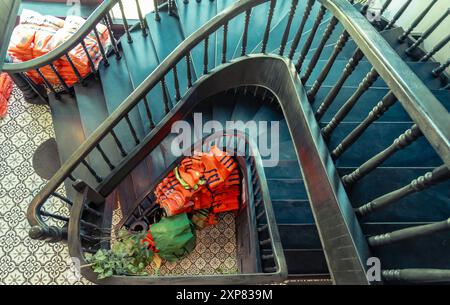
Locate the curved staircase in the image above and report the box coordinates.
[1,0,449,285]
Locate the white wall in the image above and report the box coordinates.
[381,0,449,73]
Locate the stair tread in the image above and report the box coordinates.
[175,0,217,76]
[120,29,167,128]
[146,9,193,97]
[262,248,328,275]
[48,93,95,197]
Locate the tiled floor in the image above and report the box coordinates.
[0,86,90,284]
[0,86,238,284]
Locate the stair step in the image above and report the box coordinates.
[277,224,321,249]
[232,0,291,57]
[231,94,262,122]
[175,0,217,76]
[146,9,194,99]
[338,167,450,223]
[262,248,328,275]
[74,76,122,177]
[325,122,443,168]
[268,3,334,56]
[364,222,450,269]
[48,93,95,197]
[120,28,167,128]
[98,56,145,152]
[264,160,301,179]
[272,199,313,223]
[310,86,450,123]
[212,91,237,125]
[267,178,307,200]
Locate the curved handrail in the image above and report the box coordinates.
[1,0,119,73]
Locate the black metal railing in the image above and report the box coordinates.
[67,131,286,284]
[9,0,448,284]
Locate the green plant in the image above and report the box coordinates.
[84,229,154,279]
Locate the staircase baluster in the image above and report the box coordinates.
[18,72,48,103]
[93,27,109,67]
[81,159,103,183]
[135,0,148,36]
[104,13,121,60]
[260,238,271,246]
[368,217,450,247]
[49,63,71,94]
[161,77,171,113]
[405,9,450,56]
[261,0,276,54]
[65,54,84,85]
[288,0,314,60]
[383,0,413,30]
[295,5,327,72]
[380,0,392,15]
[172,66,182,102]
[301,16,339,84]
[382,269,450,283]
[398,0,438,43]
[222,22,228,64]
[52,192,73,206]
[278,0,299,56]
[142,95,155,129]
[153,0,161,21]
[322,68,380,139]
[203,36,209,74]
[432,58,450,77]
[419,34,450,62]
[110,130,127,157]
[36,68,59,99]
[331,91,397,160]
[241,9,252,56]
[314,49,364,120]
[356,165,450,218]
[96,143,115,170]
[342,124,422,187]
[186,54,193,87]
[40,210,69,223]
[80,41,97,74]
[118,0,133,43]
[125,114,140,145]
[307,31,351,100]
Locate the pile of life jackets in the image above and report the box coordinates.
[0,73,13,119]
[142,146,241,259]
[7,10,110,88]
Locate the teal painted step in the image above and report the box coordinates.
[303,59,443,90]
[48,93,96,198]
[309,86,450,123]
[211,91,238,125]
[325,122,443,168]
[74,76,122,178]
[267,2,333,56]
[175,0,217,75]
[120,27,167,129]
[264,160,301,179]
[338,167,450,223]
[262,248,328,274]
[267,178,307,200]
[271,200,313,223]
[98,56,145,152]
[366,224,450,269]
[145,9,195,101]
[232,0,292,58]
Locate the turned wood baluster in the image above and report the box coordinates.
[261,0,277,54]
[356,165,450,218]
[342,124,423,187]
[241,9,252,56]
[279,0,299,56]
[331,91,397,160]
[288,0,314,60]
[314,49,364,120]
[322,68,380,139]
